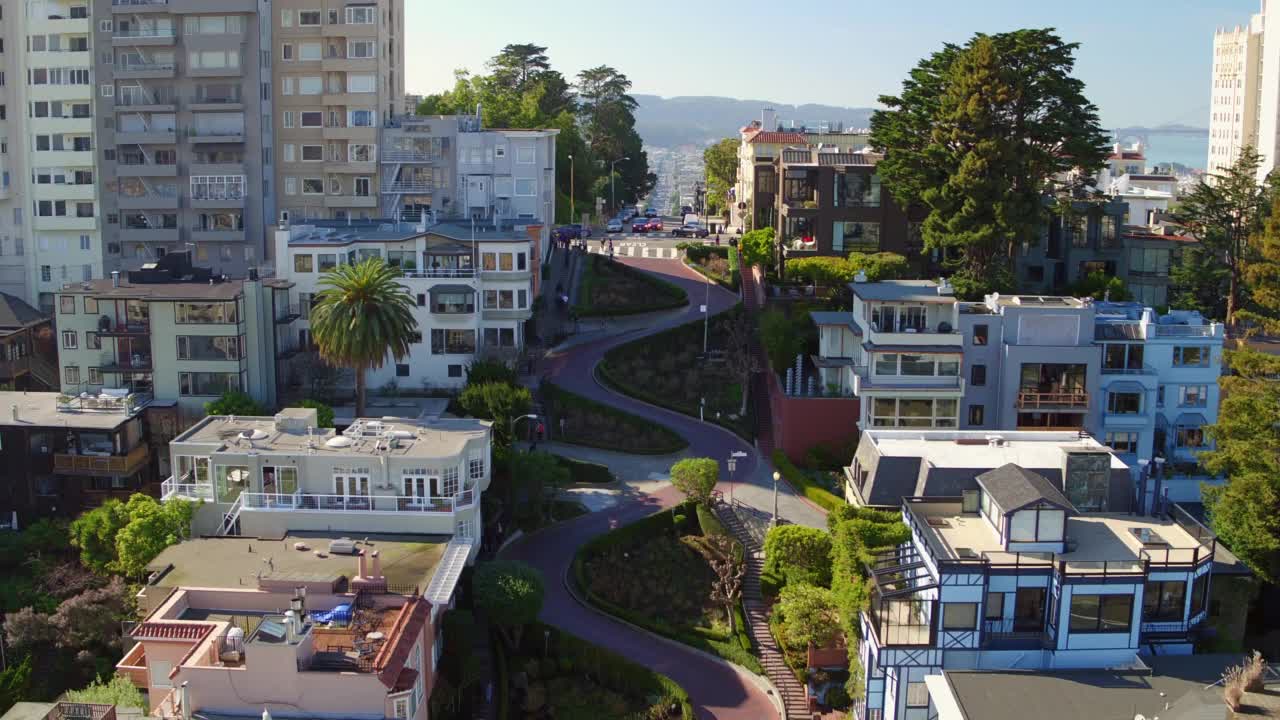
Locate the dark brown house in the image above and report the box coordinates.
[0,293,57,390]
[771,148,926,273]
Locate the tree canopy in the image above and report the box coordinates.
[458,381,533,450]
[764,525,833,587]
[69,494,194,576]
[870,29,1108,298]
[419,44,654,218]
[204,390,267,417]
[473,560,545,648]
[777,583,841,650]
[669,458,719,506]
[703,138,738,216]
[739,227,776,268]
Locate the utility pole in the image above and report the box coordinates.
[568,154,575,225]
[702,278,710,353]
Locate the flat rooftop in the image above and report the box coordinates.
[174,414,489,459]
[146,533,448,591]
[909,500,1205,566]
[990,295,1087,308]
[850,280,956,303]
[0,391,138,429]
[866,430,1127,471]
[56,277,288,300]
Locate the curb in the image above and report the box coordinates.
[559,563,788,720]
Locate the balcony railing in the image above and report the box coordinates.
[1101,365,1156,375]
[1154,324,1218,337]
[239,489,477,513]
[117,62,176,73]
[381,150,442,162]
[401,268,476,279]
[56,391,152,413]
[381,181,434,193]
[1016,390,1090,409]
[113,0,169,5]
[160,476,214,501]
[113,28,176,38]
[981,618,1052,647]
[53,444,150,476]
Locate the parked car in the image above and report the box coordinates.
[645,218,664,232]
[632,219,650,232]
[606,219,623,233]
[572,223,592,238]
[644,207,658,218]
[671,223,708,238]
[680,205,694,216]
[552,225,578,242]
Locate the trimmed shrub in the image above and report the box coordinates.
[773,450,846,512]
[542,381,687,455]
[760,570,784,600]
[574,254,689,317]
[552,454,615,484]
[764,525,833,587]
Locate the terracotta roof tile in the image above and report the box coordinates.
[375,598,431,689]
[748,131,810,145]
[133,622,215,641]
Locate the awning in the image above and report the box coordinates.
[427,284,475,296]
[1104,380,1147,394]
[1174,412,1208,426]
[425,537,475,606]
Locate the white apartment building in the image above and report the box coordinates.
[1208,12,1263,176]
[0,0,106,311]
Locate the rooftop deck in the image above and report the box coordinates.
[173,414,489,460]
[865,430,1127,471]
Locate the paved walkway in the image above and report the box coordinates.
[503,254,828,720]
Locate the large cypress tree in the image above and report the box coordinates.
[871,29,1109,298]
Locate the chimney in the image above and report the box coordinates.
[111,270,120,288]
[370,550,383,579]
[283,610,298,643]
[357,550,368,578]
[180,682,192,720]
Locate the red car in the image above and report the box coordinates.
[631,219,650,232]
[645,218,663,232]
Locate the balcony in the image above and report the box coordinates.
[326,159,379,174]
[321,56,377,72]
[866,326,963,349]
[852,369,963,395]
[324,194,378,208]
[381,150,441,163]
[39,117,94,134]
[94,319,150,336]
[116,162,179,178]
[188,96,245,112]
[382,180,435,193]
[188,128,245,144]
[112,0,170,11]
[54,444,150,477]
[191,229,245,243]
[114,62,177,79]
[239,490,477,513]
[117,191,180,210]
[33,215,98,231]
[100,351,153,372]
[1154,324,1221,338]
[275,304,301,324]
[124,226,180,242]
[402,268,476,279]
[1015,390,1089,410]
[322,22,378,37]
[111,28,176,46]
[981,619,1052,649]
[115,128,177,145]
[322,124,377,141]
[56,390,152,412]
[36,183,97,201]
[31,149,95,166]
[1101,364,1156,375]
[161,476,214,501]
[191,195,245,209]
[116,643,149,687]
[115,92,177,112]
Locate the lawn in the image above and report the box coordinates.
[598,305,755,440]
[574,501,761,674]
[541,381,688,455]
[573,253,689,316]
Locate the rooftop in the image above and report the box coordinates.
[55,277,288,301]
[910,499,1206,565]
[0,293,48,333]
[145,533,448,591]
[976,464,1073,513]
[173,413,490,460]
[987,294,1087,308]
[940,654,1278,720]
[865,430,1127,471]
[851,279,956,303]
[0,391,142,429]
[283,219,540,246]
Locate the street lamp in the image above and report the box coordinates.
[771,470,781,527]
[728,451,747,504]
[610,156,630,214]
[507,413,540,513]
[567,154,575,226]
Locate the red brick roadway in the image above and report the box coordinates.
[502,256,781,719]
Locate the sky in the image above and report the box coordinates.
[406,0,1258,129]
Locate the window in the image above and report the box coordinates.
[833,221,880,253]
[905,682,929,708]
[346,6,376,23]
[1189,573,1209,618]
[179,371,241,396]
[430,329,476,355]
[968,404,984,426]
[483,327,516,347]
[301,111,323,127]
[175,301,238,323]
[293,254,314,273]
[84,297,97,314]
[970,364,986,386]
[299,10,321,25]
[299,43,321,61]
[1102,343,1145,372]
[1173,346,1209,367]
[302,178,324,195]
[1156,385,1165,408]
[349,109,375,127]
[187,49,239,69]
[985,592,1004,620]
[301,144,323,161]
[1179,385,1208,407]
[942,602,978,630]
[1008,506,1066,542]
[177,336,242,361]
[61,330,77,349]
[1176,426,1206,449]
[350,144,375,162]
[1143,581,1187,623]
[60,296,75,314]
[870,397,958,428]
[1105,432,1140,454]
[348,41,375,58]
[298,76,322,95]
[973,324,988,345]
[87,367,102,385]
[64,366,80,384]
[395,364,409,377]
[1068,594,1133,633]
[281,9,293,26]
[281,43,294,61]
[190,175,244,200]
[348,74,376,93]
[1106,391,1142,415]
[516,146,535,164]
[318,254,337,271]
[469,456,485,480]
[433,291,474,314]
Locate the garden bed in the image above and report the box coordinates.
[552,454,615,484]
[573,254,689,317]
[572,500,761,673]
[598,305,755,440]
[679,242,739,291]
[541,381,688,455]
[506,622,693,720]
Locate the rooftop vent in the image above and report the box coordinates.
[328,538,358,555]
[925,517,951,529]
[955,547,979,559]
[325,436,353,449]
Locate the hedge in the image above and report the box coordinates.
[772,449,846,511]
[572,501,763,674]
[573,254,690,317]
[552,454,615,484]
[533,622,695,720]
[542,380,688,455]
[679,242,740,291]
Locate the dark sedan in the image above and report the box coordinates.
[671,223,709,238]
[632,219,650,232]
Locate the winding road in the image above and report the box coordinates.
[502,254,820,719]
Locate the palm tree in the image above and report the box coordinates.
[308,258,417,418]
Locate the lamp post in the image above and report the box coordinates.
[771,470,780,527]
[728,451,747,503]
[567,154,575,226]
[610,156,629,214]
[507,413,540,515]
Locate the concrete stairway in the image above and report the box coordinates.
[716,501,810,719]
[737,253,777,459]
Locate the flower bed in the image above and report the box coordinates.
[573,253,689,317]
[541,381,688,455]
[679,242,739,291]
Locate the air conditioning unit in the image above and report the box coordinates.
[328,538,357,555]
[278,210,290,228]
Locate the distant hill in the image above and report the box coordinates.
[634,94,876,148]
[1113,123,1208,136]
